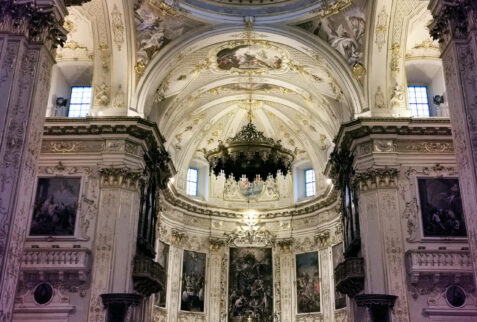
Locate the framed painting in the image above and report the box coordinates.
[417,178,467,238]
[228,247,273,322]
[29,177,81,236]
[332,243,346,309]
[155,241,169,308]
[180,250,206,312]
[296,251,320,313]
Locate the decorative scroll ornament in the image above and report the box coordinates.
[225,213,275,247]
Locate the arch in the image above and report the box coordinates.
[132,24,365,120]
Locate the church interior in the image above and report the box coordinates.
[0,0,477,321]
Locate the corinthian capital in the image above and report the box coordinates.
[429,0,477,44]
[0,0,92,51]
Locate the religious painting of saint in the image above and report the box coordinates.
[296,252,320,313]
[155,241,169,308]
[30,177,81,236]
[229,247,273,322]
[417,178,467,237]
[216,44,283,71]
[180,250,206,312]
[332,243,346,309]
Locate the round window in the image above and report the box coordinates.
[33,283,53,305]
[445,285,466,308]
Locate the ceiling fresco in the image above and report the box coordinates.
[147,38,352,192]
[297,0,366,67]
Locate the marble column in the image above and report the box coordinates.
[87,168,142,321]
[0,1,83,319]
[428,0,477,288]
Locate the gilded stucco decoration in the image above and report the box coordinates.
[375,7,388,52]
[134,0,202,73]
[111,5,125,50]
[298,0,366,67]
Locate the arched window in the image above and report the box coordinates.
[186,168,198,196]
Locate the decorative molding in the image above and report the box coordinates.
[315,230,331,248]
[406,249,474,285]
[163,184,338,219]
[355,293,397,307]
[395,140,454,153]
[375,7,389,52]
[277,238,293,253]
[41,140,105,153]
[94,82,110,106]
[391,43,401,80]
[99,167,142,190]
[329,118,453,155]
[209,237,226,252]
[390,83,404,107]
[171,229,184,246]
[152,306,167,322]
[20,247,91,294]
[354,168,399,191]
[374,86,385,109]
[225,229,275,247]
[296,313,323,322]
[110,5,124,51]
[178,311,206,322]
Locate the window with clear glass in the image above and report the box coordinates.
[407,86,430,117]
[68,86,92,117]
[186,168,198,196]
[305,168,316,197]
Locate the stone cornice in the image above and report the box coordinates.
[325,118,453,175]
[162,183,338,219]
[43,117,175,175]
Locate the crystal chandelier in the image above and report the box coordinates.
[205,75,294,182]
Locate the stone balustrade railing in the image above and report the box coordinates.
[20,247,91,291]
[22,247,91,271]
[406,249,473,284]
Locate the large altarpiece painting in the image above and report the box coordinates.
[228,247,273,322]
